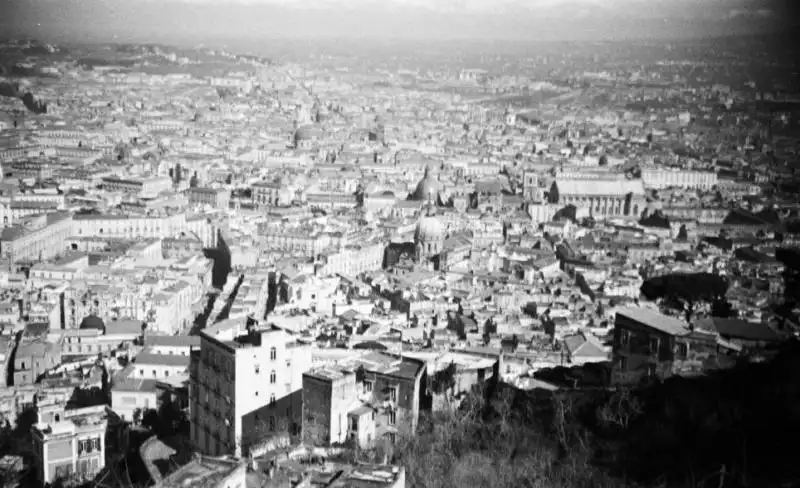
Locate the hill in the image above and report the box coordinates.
[397,339,800,488]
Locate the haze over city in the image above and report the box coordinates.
[0,0,796,48]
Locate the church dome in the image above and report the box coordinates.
[410,166,440,202]
[415,214,445,243]
[80,315,105,332]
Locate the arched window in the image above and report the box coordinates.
[270,370,276,384]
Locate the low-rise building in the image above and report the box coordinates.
[30,404,108,485]
[302,352,426,450]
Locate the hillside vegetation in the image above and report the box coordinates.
[396,339,800,488]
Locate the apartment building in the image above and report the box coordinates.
[0,212,73,263]
[317,242,386,277]
[611,307,739,385]
[302,352,426,450]
[641,168,718,190]
[190,319,312,458]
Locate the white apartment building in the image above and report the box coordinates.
[190,319,312,458]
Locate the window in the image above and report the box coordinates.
[619,330,630,346]
[363,380,373,393]
[270,370,276,384]
[618,356,628,371]
[389,386,398,403]
[388,433,397,444]
[270,347,277,360]
[270,394,276,407]
[286,359,292,369]
[676,343,689,359]
[255,365,260,374]
[139,369,144,377]
[269,416,275,431]
[649,338,661,356]
[152,370,157,378]
[55,464,72,479]
[388,410,396,425]
[647,364,657,378]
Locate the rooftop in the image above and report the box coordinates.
[616,307,691,336]
[306,352,425,382]
[158,455,243,488]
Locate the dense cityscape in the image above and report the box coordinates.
[0,20,799,488]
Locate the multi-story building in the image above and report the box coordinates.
[549,179,647,219]
[71,213,191,240]
[611,307,738,385]
[0,336,12,388]
[0,212,73,263]
[187,187,231,210]
[30,404,108,485]
[101,176,173,197]
[251,181,283,207]
[262,229,332,257]
[641,169,718,190]
[302,352,426,450]
[13,334,62,386]
[317,242,385,277]
[190,319,313,458]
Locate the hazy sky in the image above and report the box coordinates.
[0,0,794,45]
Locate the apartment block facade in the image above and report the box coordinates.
[190,319,312,458]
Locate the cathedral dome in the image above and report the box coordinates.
[415,214,445,243]
[410,166,440,202]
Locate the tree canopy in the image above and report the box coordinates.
[640,272,729,321]
[396,339,800,488]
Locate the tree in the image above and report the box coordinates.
[640,273,729,322]
[711,298,737,318]
[598,154,608,166]
[132,408,143,426]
